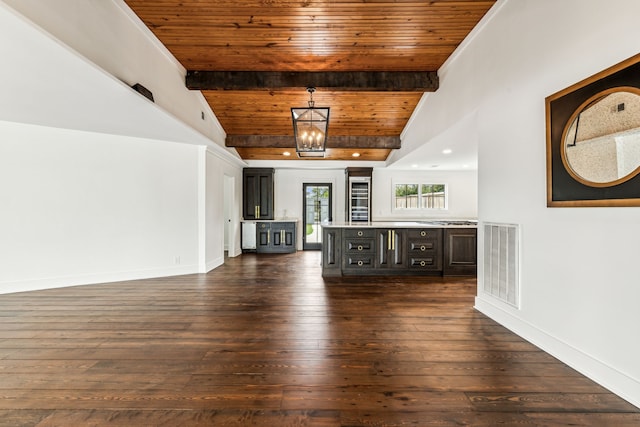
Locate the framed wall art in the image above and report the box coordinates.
[546,53,640,207]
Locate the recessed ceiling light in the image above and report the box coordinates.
[411,164,418,168]
[283,151,291,156]
[463,164,469,168]
[352,152,360,157]
[442,149,452,154]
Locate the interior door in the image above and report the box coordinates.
[303,183,332,250]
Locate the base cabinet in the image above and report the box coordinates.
[256,221,297,253]
[322,226,476,277]
[407,228,442,271]
[443,228,477,275]
[376,229,407,269]
[342,228,376,273]
[340,227,439,275]
[322,228,342,276]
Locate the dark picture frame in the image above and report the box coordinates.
[545,53,640,207]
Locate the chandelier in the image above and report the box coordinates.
[291,87,330,158]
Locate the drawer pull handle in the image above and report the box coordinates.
[420,231,427,237]
[357,245,363,251]
[357,231,363,237]
[420,261,426,267]
[357,260,364,266]
[420,245,426,251]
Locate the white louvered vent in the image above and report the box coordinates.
[483,223,520,308]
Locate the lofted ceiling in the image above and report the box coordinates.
[123,0,496,161]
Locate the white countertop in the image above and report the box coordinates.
[321,220,477,228]
[241,219,301,223]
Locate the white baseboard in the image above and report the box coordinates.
[204,256,224,273]
[2,255,232,295]
[475,295,640,409]
[0,264,199,295]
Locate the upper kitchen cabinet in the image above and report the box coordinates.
[243,168,274,220]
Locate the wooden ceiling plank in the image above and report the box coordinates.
[123,0,497,160]
[234,147,392,161]
[186,71,438,92]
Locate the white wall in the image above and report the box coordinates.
[372,169,477,221]
[0,121,200,294]
[274,168,477,248]
[204,150,243,270]
[1,0,227,148]
[401,0,640,406]
[0,1,245,292]
[274,168,346,249]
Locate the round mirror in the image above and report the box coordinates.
[562,88,640,187]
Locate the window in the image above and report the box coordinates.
[394,183,446,210]
[420,184,446,208]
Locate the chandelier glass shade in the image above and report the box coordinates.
[291,87,329,158]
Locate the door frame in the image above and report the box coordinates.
[223,174,238,257]
[302,183,332,250]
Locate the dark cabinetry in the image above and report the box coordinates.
[407,228,443,271]
[342,228,376,271]
[322,226,476,277]
[257,221,296,253]
[243,168,274,220]
[376,229,407,269]
[322,227,342,276]
[443,228,477,275]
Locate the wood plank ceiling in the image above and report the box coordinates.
[124,0,496,161]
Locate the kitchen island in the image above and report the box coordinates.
[321,221,477,277]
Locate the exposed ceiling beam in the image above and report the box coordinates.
[226,135,401,149]
[187,71,438,92]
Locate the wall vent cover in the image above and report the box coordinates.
[483,223,520,308]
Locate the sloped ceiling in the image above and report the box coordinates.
[124,0,496,162]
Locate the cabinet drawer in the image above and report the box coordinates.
[407,229,443,240]
[408,241,438,253]
[344,228,375,239]
[409,256,441,270]
[344,255,374,268]
[344,239,375,253]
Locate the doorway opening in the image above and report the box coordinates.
[302,183,332,250]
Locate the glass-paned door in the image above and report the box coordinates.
[303,183,332,250]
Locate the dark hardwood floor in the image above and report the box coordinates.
[0,251,638,426]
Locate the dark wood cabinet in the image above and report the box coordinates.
[376,229,407,269]
[256,221,296,253]
[342,228,376,273]
[256,222,270,252]
[273,222,296,252]
[321,226,476,277]
[443,228,477,275]
[322,227,342,276]
[407,228,443,271]
[243,168,274,220]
